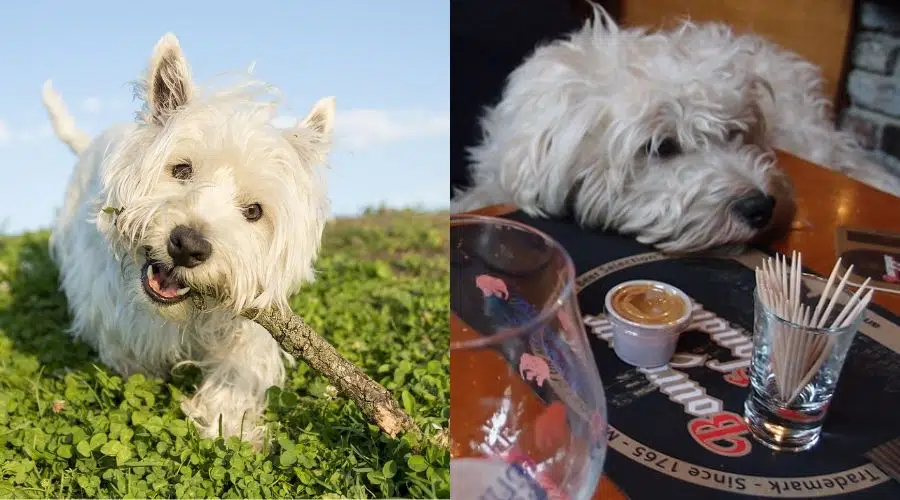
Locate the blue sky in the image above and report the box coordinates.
[0,1,449,234]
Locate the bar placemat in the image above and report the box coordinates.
[452,211,900,499]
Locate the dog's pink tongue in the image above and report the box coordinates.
[148,268,180,298]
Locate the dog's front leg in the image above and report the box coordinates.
[180,320,290,448]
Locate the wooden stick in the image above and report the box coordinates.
[839,289,874,329]
[785,322,804,398]
[190,295,443,447]
[757,267,784,397]
[830,278,871,329]
[778,254,789,298]
[787,336,833,405]
[816,265,855,329]
[790,251,802,322]
[760,261,794,399]
[810,259,842,327]
[759,254,872,406]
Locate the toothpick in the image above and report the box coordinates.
[790,251,802,321]
[757,253,873,405]
[830,277,871,329]
[787,336,834,405]
[839,289,874,329]
[815,264,855,329]
[765,258,779,297]
[778,254,788,293]
[802,305,811,327]
[810,258,841,327]
[762,258,772,286]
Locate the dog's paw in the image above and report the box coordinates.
[179,397,269,449]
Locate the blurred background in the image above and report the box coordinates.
[0,0,449,234]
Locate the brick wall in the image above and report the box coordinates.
[839,0,900,177]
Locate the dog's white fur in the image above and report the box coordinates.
[453,9,900,253]
[43,33,334,446]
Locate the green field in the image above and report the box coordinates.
[0,209,450,499]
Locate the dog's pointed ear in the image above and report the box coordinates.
[283,97,336,165]
[301,96,336,138]
[143,33,193,126]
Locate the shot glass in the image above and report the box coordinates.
[743,273,866,452]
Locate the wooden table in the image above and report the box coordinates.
[455,150,900,499]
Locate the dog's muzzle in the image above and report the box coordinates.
[732,191,775,229]
[167,225,212,268]
[141,250,192,305]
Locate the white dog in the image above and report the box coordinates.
[453,9,900,253]
[42,33,334,446]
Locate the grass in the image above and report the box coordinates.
[0,208,449,499]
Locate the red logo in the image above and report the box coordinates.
[723,368,749,387]
[503,447,537,469]
[687,411,752,457]
[775,406,826,423]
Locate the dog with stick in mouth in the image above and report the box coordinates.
[42,33,335,446]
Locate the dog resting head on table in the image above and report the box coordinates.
[449,7,900,253]
[42,33,334,447]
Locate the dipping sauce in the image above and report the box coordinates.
[611,283,687,325]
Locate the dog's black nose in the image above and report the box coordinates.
[167,225,212,268]
[732,192,775,229]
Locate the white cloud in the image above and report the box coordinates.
[271,108,449,150]
[270,115,298,129]
[82,97,103,114]
[336,109,449,149]
[5,100,447,150]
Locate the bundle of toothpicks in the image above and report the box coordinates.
[754,252,873,406]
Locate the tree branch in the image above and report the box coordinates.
[191,295,446,447]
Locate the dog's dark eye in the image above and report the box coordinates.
[646,138,681,159]
[726,128,743,142]
[171,163,192,180]
[655,138,681,158]
[242,203,263,222]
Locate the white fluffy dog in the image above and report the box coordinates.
[453,9,900,253]
[42,33,334,446]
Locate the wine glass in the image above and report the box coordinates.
[450,214,608,500]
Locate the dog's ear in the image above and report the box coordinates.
[752,76,776,106]
[143,33,193,126]
[283,97,336,165]
[300,96,336,138]
[748,76,775,144]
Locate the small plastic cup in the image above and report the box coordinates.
[604,280,692,368]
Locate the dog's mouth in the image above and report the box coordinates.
[140,259,192,305]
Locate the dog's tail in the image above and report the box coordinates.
[42,80,92,156]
